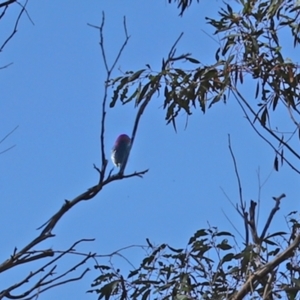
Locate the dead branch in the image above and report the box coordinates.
[249,200,259,245]
[231,234,300,300]
[260,193,286,241]
[0,0,28,53]
[88,12,130,178]
[0,239,95,300]
[0,14,146,299]
[227,135,249,245]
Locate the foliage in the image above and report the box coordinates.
[0,7,148,300]
[88,0,300,299]
[168,0,200,16]
[89,207,300,300]
[2,0,300,299]
[110,0,300,174]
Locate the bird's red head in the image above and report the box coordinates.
[116,134,131,144]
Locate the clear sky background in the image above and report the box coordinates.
[1,0,299,299]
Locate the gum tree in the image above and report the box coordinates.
[89,1,300,299]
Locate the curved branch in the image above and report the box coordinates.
[0,239,95,300]
[0,0,29,53]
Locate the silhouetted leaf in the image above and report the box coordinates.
[215,231,234,237]
[217,242,232,250]
[260,107,268,126]
[128,269,139,279]
[136,81,151,105]
[186,57,200,64]
[141,289,151,300]
[98,280,119,300]
[222,253,235,263]
[274,155,279,171]
[266,231,287,238]
[273,94,279,110]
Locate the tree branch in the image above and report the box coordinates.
[260,193,286,241]
[231,234,300,300]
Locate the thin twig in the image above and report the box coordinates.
[260,193,286,241]
[0,125,18,144]
[233,89,300,160]
[249,200,259,244]
[88,12,130,178]
[221,209,244,240]
[0,239,94,300]
[227,135,249,245]
[0,62,13,69]
[233,91,300,174]
[0,0,28,52]
[120,32,184,174]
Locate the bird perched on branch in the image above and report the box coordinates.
[111,134,131,168]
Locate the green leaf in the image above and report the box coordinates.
[94,265,111,270]
[98,280,119,300]
[215,47,221,61]
[215,231,234,237]
[226,3,233,14]
[265,231,287,238]
[272,94,279,110]
[168,245,184,253]
[141,289,151,300]
[110,77,129,107]
[217,243,232,250]
[128,269,139,279]
[198,91,206,113]
[222,253,235,263]
[171,115,177,133]
[188,229,208,245]
[268,247,280,256]
[136,81,151,105]
[186,57,200,64]
[260,107,268,126]
[128,69,145,82]
[274,155,279,171]
[264,239,277,246]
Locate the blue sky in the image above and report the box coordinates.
[1,0,299,299]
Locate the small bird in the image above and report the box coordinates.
[111,134,131,168]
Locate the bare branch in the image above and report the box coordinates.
[260,193,286,241]
[0,62,13,69]
[249,200,259,244]
[0,0,16,8]
[0,0,28,52]
[231,233,300,300]
[0,125,18,154]
[233,91,300,174]
[227,135,249,244]
[88,12,130,178]
[0,125,18,144]
[233,89,300,161]
[0,239,95,300]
